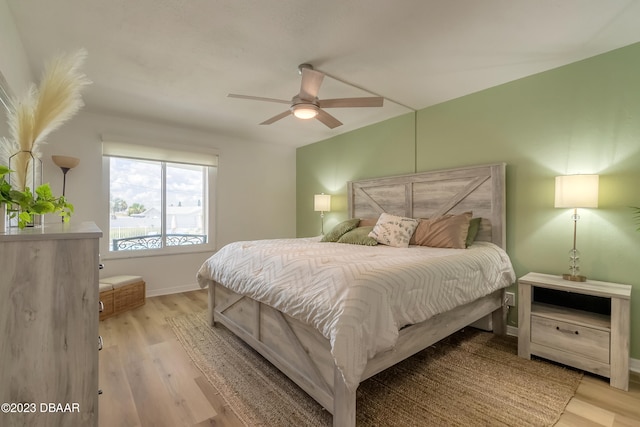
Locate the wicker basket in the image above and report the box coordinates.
[99,284,115,321]
[114,281,145,313]
[99,276,145,320]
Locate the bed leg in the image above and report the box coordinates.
[491,299,507,336]
[207,285,216,326]
[333,367,356,427]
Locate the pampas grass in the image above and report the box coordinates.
[1,49,91,190]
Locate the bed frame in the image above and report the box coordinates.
[206,163,508,427]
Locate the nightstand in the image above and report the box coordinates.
[518,272,631,391]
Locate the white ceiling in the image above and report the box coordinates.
[6,0,640,147]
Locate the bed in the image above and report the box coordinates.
[197,163,515,427]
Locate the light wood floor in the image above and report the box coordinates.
[99,290,640,426]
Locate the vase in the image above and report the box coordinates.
[6,209,42,228]
[9,151,42,192]
[0,203,5,232]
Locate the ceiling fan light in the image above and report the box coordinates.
[292,104,319,119]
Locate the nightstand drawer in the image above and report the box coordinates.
[531,315,609,363]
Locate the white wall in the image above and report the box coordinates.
[0,0,32,95]
[0,0,32,153]
[1,0,297,295]
[38,111,297,296]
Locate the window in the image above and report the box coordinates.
[103,139,216,255]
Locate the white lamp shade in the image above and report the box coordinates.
[51,155,80,169]
[554,174,599,208]
[314,194,331,212]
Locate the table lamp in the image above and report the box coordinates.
[554,174,599,282]
[314,193,331,235]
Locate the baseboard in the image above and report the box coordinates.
[506,326,640,373]
[146,283,201,298]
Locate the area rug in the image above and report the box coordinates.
[168,311,582,426]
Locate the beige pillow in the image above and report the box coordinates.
[368,213,419,248]
[412,212,472,249]
[358,217,380,227]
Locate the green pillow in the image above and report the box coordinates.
[321,218,361,242]
[337,226,378,246]
[466,217,482,247]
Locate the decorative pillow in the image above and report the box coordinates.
[321,218,360,242]
[466,217,482,247]
[368,213,419,248]
[358,217,379,227]
[337,226,378,246]
[412,212,472,249]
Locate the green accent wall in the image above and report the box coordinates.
[297,112,416,236]
[297,42,640,358]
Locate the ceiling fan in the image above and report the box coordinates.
[228,64,384,129]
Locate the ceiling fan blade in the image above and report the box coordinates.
[260,110,292,125]
[315,109,342,129]
[318,97,384,108]
[228,94,290,104]
[299,68,324,100]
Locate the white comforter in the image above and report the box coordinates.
[196,238,515,391]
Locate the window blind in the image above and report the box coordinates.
[102,137,218,167]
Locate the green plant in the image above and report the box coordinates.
[0,165,11,204]
[0,165,73,228]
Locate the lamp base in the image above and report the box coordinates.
[562,273,587,282]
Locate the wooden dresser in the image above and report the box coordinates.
[0,222,102,426]
[518,272,631,391]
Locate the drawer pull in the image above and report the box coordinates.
[98,335,103,351]
[99,300,104,312]
[556,326,579,335]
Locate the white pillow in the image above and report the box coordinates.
[368,213,419,248]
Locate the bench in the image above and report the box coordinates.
[99,275,146,320]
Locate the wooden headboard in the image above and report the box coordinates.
[347,163,506,249]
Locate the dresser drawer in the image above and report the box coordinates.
[531,315,610,363]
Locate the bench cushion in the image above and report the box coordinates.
[99,282,114,292]
[100,275,144,289]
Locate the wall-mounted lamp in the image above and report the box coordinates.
[52,155,80,197]
[314,193,331,235]
[554,174,599,282]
